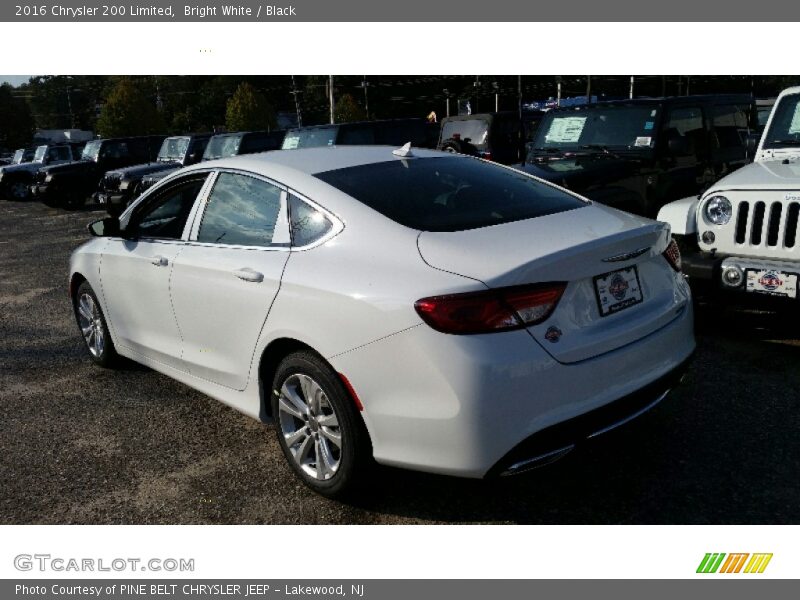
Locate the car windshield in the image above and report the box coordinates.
[531,104,660,153]
[204,134,243,160]
[282,127,338,149]
[157,137,190,161]
[81,140,102,161]
[761,93,800,149]
[33,146,48,163]
[441,119,490,148]
[11,150,24,164]
[315,156,586,232]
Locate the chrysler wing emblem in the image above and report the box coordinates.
[602,247,650,263]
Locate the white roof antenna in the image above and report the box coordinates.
[392,142,414,158]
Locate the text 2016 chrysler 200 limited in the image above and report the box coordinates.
[69,146,695,497]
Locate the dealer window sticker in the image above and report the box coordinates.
[634,136,652,147]
[544,116,587,143]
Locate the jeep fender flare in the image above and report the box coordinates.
[657,195,700,236]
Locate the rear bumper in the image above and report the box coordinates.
[29,183,49,198]
[330,300,695,478]
[488,353,692,476]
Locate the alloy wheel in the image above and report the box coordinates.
[277,373,343,481]
[76,293,105,358]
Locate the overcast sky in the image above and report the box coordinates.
[0,76,32,87]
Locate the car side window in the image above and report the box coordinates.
[712,104,750,151]
[289,194,333,247]
[665,107,705,158]
[196,172,283,247]
[133,177,207,240]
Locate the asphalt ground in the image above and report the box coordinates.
[1,199,799,524]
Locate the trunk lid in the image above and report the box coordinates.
[417,204,689,363]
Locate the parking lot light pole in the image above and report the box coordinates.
[443,88,450,118]
[290,75,303,127]
[329,75,335,124]
[629,76,635,99]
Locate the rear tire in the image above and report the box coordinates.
[271,351,371,498]
[73,281,119,368]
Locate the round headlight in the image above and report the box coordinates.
[704,195,732,225]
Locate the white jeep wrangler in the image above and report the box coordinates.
[658,86,800,301]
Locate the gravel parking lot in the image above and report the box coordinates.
[1,199,799,524]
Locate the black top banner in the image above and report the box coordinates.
[2,0,795,21]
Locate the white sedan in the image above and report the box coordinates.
[69,145,695,497]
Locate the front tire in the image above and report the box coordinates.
[73,281,118,368]
[271,351,371,498]
[8,180,30,200]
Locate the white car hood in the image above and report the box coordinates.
[707,158,800,194]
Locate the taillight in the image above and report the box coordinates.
[480,151,493,161]
[414,283,566,335]
[663,238,682,272]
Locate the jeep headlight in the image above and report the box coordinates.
[119,179,130,190]
[45,173,53,183]
[704,195,732,225]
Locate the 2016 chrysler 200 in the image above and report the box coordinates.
[69,146,695,497]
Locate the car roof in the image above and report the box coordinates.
[546,94,753,113]
[189,145,450,177]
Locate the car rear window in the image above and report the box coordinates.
[441,119,490,148]
[314,156,586,232]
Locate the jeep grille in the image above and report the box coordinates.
[735,200,800,249]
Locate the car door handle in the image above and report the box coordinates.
[233,268,264,283]
[150,255,168,267]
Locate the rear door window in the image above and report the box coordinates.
[196,173,283,247]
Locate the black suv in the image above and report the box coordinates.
[437,111,545,165]
[0,142,85,200]
[281,118,439,150]
[137,130,286,195]
[98,134,212,215]
[32,136,165,208]
[518,94,756,216]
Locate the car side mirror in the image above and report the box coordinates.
[88,217,121,238]
[746,132,760,159]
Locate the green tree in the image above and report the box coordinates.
[0,83,34,150]
[334,93,367,123]
[95,77,165,137]
[225,82,277,132]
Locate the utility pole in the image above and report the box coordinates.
[629,76,635,99]
[328,75,335,124]
[557,77,562,107]
[360,76,370,119]
[586,75,592,104]
[686,75,690,96]
[66,86,75,128]
[443,88,450,118]
[493,81,499,112]
[290,75,303,127]
[517,75,522,121]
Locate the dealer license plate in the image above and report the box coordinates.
[745,269,798,298]
[594,266,644,316]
